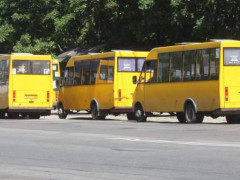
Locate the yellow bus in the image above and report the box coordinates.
[52,59,61,109]
[58,51,148,119]
[0,54,53,119]
[133,40,240,123]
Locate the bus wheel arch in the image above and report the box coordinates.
[58,102,68,119]
[134,102,147,122]
[183,98,204,123]
[90,99,106,120]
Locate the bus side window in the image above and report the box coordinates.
[90,60,100,84]
[170,52,182,82]
[196,49,210,80]
[146,61,157,83]
[100,65,108,80]
[82,61,90,85]
[183,50,196,81]
[108,66,114,82]
[74,61,82,85]
[209,48,219,80]
[158,53,170,83]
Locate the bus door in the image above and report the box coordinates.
[223,48,240,108]
[116,57,144,108]
[143,60,159,111]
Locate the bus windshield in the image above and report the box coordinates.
[224,48,240,66]
[118,58,145,72]
[12,60,50,75]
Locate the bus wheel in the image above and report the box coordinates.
[58,104,68,119]
[184,103,204,123]
[134,104,147,122]
[127,112,136,120]
[90,103,106,120]
[0,110,5,119]
[176,112,186,123]
[226,115,240,124]
[7,113,19,119]
[29,114,40,119]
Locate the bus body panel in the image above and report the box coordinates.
[115,72,139,108]
[62,84,114,110]
[10,75,52,108]
[144,81,219,112]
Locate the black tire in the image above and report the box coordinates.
[58,103,68,119]
[176,112,186,123]
[29,114,40,119]
[184,103,204,123]
[134,104,147,122]
[7,113,19,119]
[226,115,240,124]
[90,103,106,120]
[127,112,136,120]
[0,110,5,119]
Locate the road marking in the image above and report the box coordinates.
[112,137,240,148]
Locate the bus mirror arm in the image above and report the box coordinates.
[132,76,137,84]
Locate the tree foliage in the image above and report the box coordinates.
[0,0,240,55]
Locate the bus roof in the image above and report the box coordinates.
[66,51,149,67]
[147,41,240,60]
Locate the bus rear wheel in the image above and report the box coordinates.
[90,103,106,120]
[134,104,147,122]
[226,115,240,124]
[0,110,5,119]
[7,113,19,119]
[184,103,204,123]
[58,103,68,119]
[176,112,186,123]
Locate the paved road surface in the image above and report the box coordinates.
[0,113,239,180]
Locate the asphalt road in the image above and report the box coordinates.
[0,113,240,180]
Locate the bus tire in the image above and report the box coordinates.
[29,114,40,119]
[0,110,5,119]
[176,112,186,123]
[127,112,136,120]
[58,103,68,119]
[184,103,204,123]
[90,103,106,120]
[134,104,147,122]
[7,113,19,119]
[226,115,240,124]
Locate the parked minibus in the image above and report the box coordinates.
[58,51,148,119]
[0,54,53,119]
[132,40,240,123]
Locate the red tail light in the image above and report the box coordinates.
[118,89,121,101]
[225,87,228,101]
[47,91,50,102]
[13,90,16,102]
[55,92,58,102]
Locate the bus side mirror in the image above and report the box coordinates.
[133,76,137,84]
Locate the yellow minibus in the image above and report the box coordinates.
[0,54,53,119]
[133,40,240,123]
[58,51,148,119]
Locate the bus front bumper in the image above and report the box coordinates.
[8,107,53,115]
